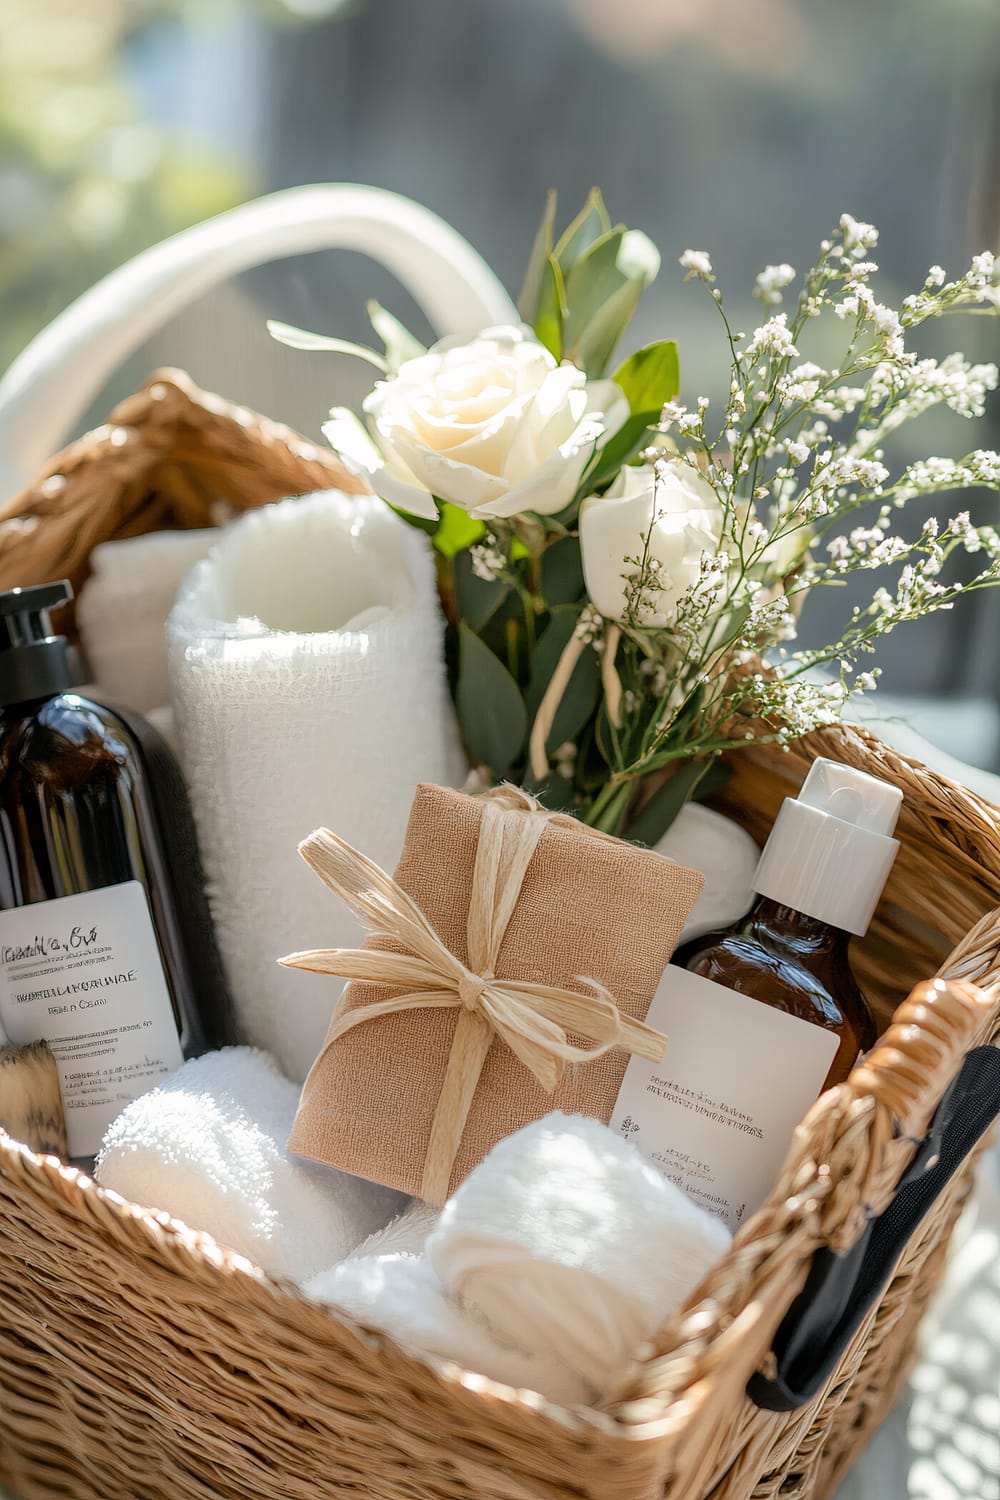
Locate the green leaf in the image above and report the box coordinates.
[581,410,659,495]
[266,320,389,371]
[534,254,567,361]
[539,536,585,606]
[456,623,527,774]
[453,549,510,632]
[625,760,713,847]
[517,189,558,324]
[572,277,646,377]
[562,229,661,375]
[562,230,628,348]
[553,188,612,271]
[434,502,485,558]
[366,301,426,369]
[613,341,680,415]
[525,610,601,753]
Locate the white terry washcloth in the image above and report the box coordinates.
[95,1047,405,1281]
[425,1113,733,1403]
[167,491,467,1082]
[77,529,217,715]
[304,1253,592,1407]
[658,802,760,943]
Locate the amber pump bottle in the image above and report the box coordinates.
[675,757,902,1088]
[611,757,903,1230]
[0,580,228,1158]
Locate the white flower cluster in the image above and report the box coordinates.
[679,249,713,279]
[618,212,1000,783]
[753,263,796,306]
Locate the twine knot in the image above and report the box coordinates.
[459,972,490,1012]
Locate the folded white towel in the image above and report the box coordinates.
[426,1113,732,1402]
[77,529,217,714]
[95,1046,405,1281]
[658,802,760,943]
[304,1253,592,1406]
[167,491,467,1081]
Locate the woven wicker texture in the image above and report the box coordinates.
[0,368,365,627]
[0,373,998,1500]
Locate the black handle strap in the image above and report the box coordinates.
[748,1046,1000,1412]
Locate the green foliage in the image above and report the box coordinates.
[524,610,601,752]
[517,190,661,378]
[455,623,527,774]
[613,342,680,414]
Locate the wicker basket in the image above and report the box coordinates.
[0,370,998,1500]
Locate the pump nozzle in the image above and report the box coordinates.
[752,756,902,936]
[0,580,74,707]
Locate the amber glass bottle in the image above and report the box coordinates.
[675,758,901,1088]
[0,581,229,1157]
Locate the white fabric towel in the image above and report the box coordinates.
[95,1046,405,1281]
[167,491,467,1081]
[304,1253,592,1406]
[426,1113,733,1403]
[77,529,217,714]
[346,1200,441,1259]
[659,802,760,943]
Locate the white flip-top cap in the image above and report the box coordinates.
[752,758,902,935]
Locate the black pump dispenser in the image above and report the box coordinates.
[0,580,73,707]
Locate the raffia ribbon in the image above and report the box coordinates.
[281,786,667,1204]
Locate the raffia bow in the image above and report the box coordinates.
[281,786,667,1203]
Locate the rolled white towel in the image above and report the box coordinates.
[658,802,760,943]
[347,1200,440,1259]
[77,529,217,714]
[304,1253,592,1407]
[425,1113,732,1402]
[167,491,467,1082]
[95,1047,405,1281]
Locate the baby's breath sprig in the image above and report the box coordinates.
[587,217,1000,817]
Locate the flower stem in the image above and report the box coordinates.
[582,778,632,835]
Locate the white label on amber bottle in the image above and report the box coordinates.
[0,881,183,1158]
[611,965,839,1232]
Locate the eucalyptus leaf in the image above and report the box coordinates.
[266,320,389,371]
[454,548,510,631]
[534,254,567,360]
[517,189,558,324]
[572,277,647,376]
[366,301,426,369]
[553,188,612,271]
[562,230,628,350]
[613,341,680,415]
[539,535,585,606]
[456,623,527,773]
[525,610,601,752]
[625,760,713,847]
[434,502,485,558]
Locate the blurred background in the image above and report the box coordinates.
[2,0,1000,770]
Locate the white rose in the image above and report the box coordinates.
[323,325,629,521]
[579,460,725,626]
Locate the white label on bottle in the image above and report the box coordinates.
[611,965,839,1232]
[0,881,183,1158]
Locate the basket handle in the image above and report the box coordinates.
[0,183,518,499]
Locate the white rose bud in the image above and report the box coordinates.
[579,461,725,626]
[324,325,629,521]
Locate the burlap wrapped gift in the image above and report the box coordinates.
[285,783,705,1203]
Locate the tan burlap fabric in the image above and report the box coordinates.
[287,784,705,1200]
